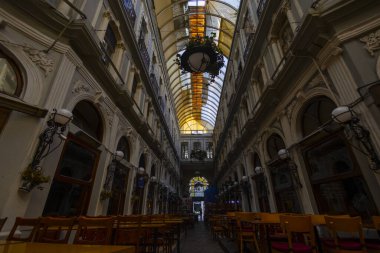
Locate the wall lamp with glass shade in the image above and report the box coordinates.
[251,166,269,196]
[100,150,124,200]
[331,106,380,171]
[31,108,73,168]
[19,109,73,192]
[278,149,303,188]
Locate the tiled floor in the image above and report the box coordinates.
[181,222,225,253]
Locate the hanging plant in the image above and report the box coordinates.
[19,166,50,192]
[190,149,207,161]
[175,33,224,82]
[100,190,113,200]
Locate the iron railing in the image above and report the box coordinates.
[138,39,150,68]
[257,0,268,18]
[122,0,136,27]
[150,73,159,97]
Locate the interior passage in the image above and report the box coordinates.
[181,222,224,253]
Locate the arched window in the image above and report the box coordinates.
[300,96,378,220]
[104,23,117,57]
[189,176,208,198]
[267,134,286,160]
[279,21,293,53]
[301,96,336,136]
[0,50,23,96]
[117,136,130,162]
[0,50,23,134]
[252,153,261,169]
[72,100,103,141]
[132,154,146,214]
[107,136,130,215]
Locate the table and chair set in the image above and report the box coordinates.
[207,212,380,253]
[0,214,188,253]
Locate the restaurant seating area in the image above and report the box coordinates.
[2,0,380,253]
[0,214,195,253]
[206,211,380,253]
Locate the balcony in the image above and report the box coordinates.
[257,0,268,18]
[122,0,136,27]
[138,39,150,69]
[150,73,159,97]
[243,32,254,61]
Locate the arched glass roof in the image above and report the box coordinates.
[154,0,240,133]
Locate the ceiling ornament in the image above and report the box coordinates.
[175,33,224,83]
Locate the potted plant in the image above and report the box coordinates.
[19,166,50,192]
[190,149,207,161]
[100,189,113,201]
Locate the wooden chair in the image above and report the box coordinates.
[366,216,380,252]
[7,217,40,242]
[235,212,260,253]
[271,215,317,253]
[209,215,227,240]
[34,217,76,244]
[324,216,366,252]
[0,217,7,232]
[73,216,114,245]
[114,215,143,253]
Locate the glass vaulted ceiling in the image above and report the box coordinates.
[154,0,240,134]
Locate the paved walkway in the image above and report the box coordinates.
[181,222,224,253]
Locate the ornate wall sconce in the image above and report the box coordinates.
[251,166,269,196]
[331,106,380,171]
[20,109,73,192]
[278,149,302,188]
[100,151,124,200]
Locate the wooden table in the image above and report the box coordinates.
[122,223,166,253]
[164,220,183,253]
[0,242,135,253]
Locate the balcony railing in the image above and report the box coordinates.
[150,73,159,97]
[257,0,268,18]
[123,0,136,27]
[138,39,150,69]
[243,32,254,61]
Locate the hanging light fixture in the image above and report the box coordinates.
[175,33,224,82]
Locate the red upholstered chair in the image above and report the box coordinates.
[73,216,114,245]
[235,212,260,253]
[7,217,40,242]
[271,215,316,253]
[324,216,366,252]
[34,217,76,244]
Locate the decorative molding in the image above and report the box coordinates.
[126,127,137,143]
[303,74,327,93]
[72,79,92,94]
[22,46,54,76]
[360,29,380,56]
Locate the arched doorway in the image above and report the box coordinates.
[146,164,156,214]
[251,153,270,212]
[189,176,208,220]
[43,100,103,216]
[132,154,147,214]
[299,96,378,220]
[267,133,302,213]
[107,136,130,215]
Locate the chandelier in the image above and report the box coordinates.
[175,33,224,82]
